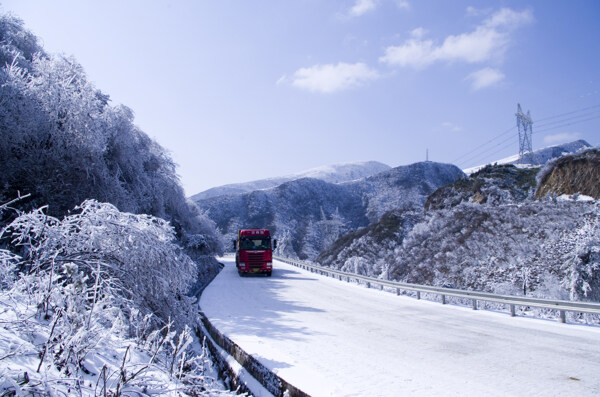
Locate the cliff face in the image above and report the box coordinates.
[536,149,600,199]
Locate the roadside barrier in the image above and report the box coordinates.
[197,312,309,397]
[275,256,600,324]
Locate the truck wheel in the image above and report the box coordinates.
[266,271,272,277]
[238,271,244,277]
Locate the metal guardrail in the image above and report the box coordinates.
[274,256,600,324]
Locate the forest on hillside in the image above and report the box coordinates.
[0,13,233,395]
[318,160,600,322]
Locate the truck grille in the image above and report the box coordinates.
[248,253,264,265]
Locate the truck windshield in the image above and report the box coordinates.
[240,237,271,250]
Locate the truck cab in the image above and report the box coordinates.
[233,229,277,276]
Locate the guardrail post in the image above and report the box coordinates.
[472,299,477,310]
[416,291,421,300]
[396,288,400,296]
[559,310,566,323]
[379,284,383,291]
[441,294,446,305]
[510,304,516,317]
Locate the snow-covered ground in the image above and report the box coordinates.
[0,299,231,396]
[201,258,600,397]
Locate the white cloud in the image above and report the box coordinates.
[466,6,491,17]
[379,8,532,68]
[379,37,436,68]
[543,132,582,145]
[442,122,462,132]
[466,67,505,90]
[290,62,379,94]
[349,0,378,17]
[276,75,287,85]
[410,27,428,39]
[483,7,533,29]
[395,0,411,10]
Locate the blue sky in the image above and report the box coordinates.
[2,0,599,195]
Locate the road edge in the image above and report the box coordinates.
[196,260,310,397]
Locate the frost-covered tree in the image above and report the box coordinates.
[0,199,234,395]
[320,199,600,306]
[540,208,600,301]
[0,13,45,69]
[0,12,222,262]
[318,207,348,250]
[4,200,198,327]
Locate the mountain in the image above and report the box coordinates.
[190,161,391,201]
[317,146,600,306]
[356,161,469,221]
[193,161,464,259]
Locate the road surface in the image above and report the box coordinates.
[200,258,600,396]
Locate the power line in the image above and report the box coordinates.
[457,133,516,168]
[460,113,599,168]
[535,104,600,123]
[535,110,600,130]
[450,125,516,164]
[454,104,599,169]
[534,114,600,135]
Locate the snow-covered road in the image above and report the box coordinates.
[200,258,600,396]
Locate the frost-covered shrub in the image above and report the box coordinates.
[4,200,198,328]
[0,200,234,395]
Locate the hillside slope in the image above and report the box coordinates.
[318,154,600,306]
[425,164,539,210]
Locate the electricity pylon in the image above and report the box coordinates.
[516,104,533,163]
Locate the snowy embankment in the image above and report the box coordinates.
[201,258,600,397]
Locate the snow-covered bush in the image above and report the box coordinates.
[0,200,234,395]
[4,200,197,328]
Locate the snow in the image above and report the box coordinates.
[0,300,229,396]
[557,194,596,202]
[191,161,390,201]
[201,258,600,396]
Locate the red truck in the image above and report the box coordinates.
[233,229,277,277]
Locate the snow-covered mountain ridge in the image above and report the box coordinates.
[318,148,600,310]
[463,139,591,174]
[193,161,464,259]
[191,161,390,201]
